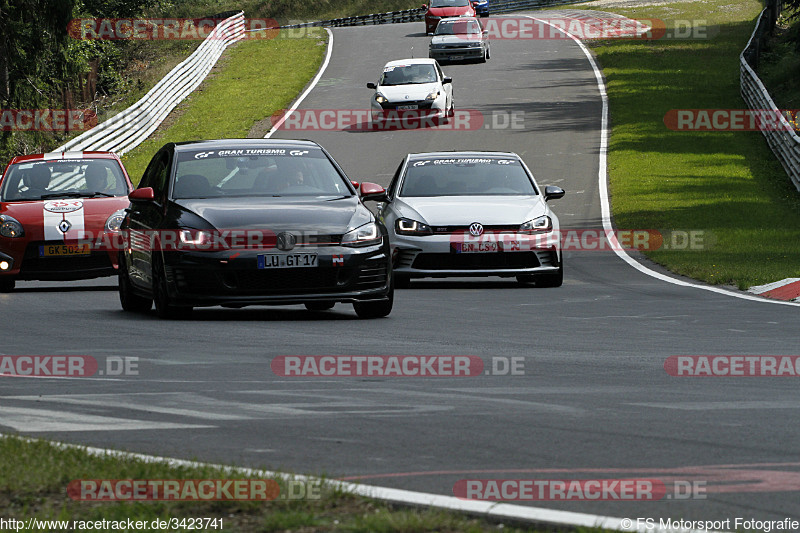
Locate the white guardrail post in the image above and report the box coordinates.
[740,8,800,191]
[56,11,245,155]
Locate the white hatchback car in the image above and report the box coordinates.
[367,59,454,125]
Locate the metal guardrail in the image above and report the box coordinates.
[740,5,800,191]
[276,0,593,29]
[56,12,245,155]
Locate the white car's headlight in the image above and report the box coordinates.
[375,94,388,104]
[396,218,433,236]
[342,222,382,247]
[104,209,126,232]
[0,215,24,238]
[520,216,552,233]
[425,90,440,101]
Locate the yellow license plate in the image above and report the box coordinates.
[39,244,91,257]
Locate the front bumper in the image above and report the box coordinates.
[391,231,560,277]
[161,243,391,308]
[0,239,117,281]
[370,100,446,124]
[430,45,486,61]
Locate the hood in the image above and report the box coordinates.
[396,196,547,226]
[431,34,483,45]
[429,6,473,16]
[1,197,129,241]
[173,196,373,234]
[378,83,440,102]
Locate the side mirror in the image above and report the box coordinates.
[367,82,377,89]
[442,76,452,84]
[544,185,565,201]
[129,187,155,201]
[421,4,428,9]
[482,29,488,35]
[351,180,360,189]
[360,182,387,201]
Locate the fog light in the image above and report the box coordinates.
[0,261,9,270]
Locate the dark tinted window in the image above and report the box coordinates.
[400,157,537,197]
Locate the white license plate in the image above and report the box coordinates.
[397,105,419,110]
[459,242,498,253]
[258,254,318,268]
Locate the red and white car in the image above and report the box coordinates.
[422,0,477,35]
[0,151,133,292]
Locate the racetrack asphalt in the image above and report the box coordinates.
[2,15,799,524]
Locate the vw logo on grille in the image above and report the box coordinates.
[276,232,297,251]
[469,222,484,237]
[58,219,72,233]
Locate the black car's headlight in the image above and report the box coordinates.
[179,229,214,248]
[520,216,552,233]
[105,209,126,233]
[342,222,382,247]
[0,215,24,238]
[396,218,433,236]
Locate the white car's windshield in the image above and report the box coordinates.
[0,159,128,201]
[401,158,537,197]
[435,20,481,35]
[173,149,353,198]
[380,64,438,86]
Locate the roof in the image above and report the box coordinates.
[173,139,321,152]
[383,58,440,67]
[407,151,520,159]
[8,151,119,165]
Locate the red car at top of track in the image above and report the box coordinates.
[0,151,133,292]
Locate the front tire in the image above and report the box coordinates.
[153,255,192,319]
[353,284,394,319]
[0,277,15,293]
[119,259,152,313]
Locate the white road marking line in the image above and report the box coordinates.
[0,407,212,432]
[265,27,333,138]
[518,13,800,308]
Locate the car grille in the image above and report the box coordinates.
[412,252,541,270]
[356,261,389,290]
[19,242,112,275]
[431,225,521,235]
[380,101,434,110]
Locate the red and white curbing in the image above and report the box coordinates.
[748,278,800,302]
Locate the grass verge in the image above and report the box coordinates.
[1,434,610,533]
[573,0,800,289]
[120,29,328,183]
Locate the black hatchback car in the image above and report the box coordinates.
[118,139,393,318]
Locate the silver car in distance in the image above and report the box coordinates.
[377,151,565,288]
[429,17,490,63]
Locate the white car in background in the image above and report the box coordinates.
[367,59,454,125]
[429,17,490,63]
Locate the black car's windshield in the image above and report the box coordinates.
[0,159,128,201]
[400,157,537,196]
[173,148,353,199]
[435,20,481,35]
[380,64,438,86]
[430,0,470,7]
